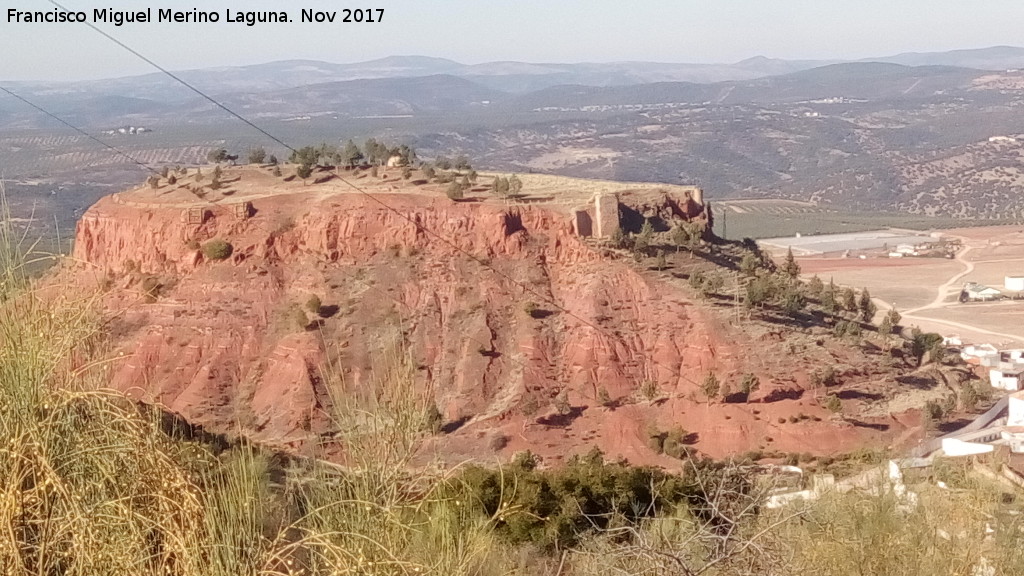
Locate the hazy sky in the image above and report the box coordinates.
[2,0,1022,81]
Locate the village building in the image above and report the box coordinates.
[961,282,1002,302]
[1001,392,1024,453]
[1006,276,1024,292]
[961,344,999,364]
[990,366,1024,391]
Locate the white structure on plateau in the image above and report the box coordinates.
[1006,276,1024,292]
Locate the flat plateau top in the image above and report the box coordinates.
[115,165,699,213]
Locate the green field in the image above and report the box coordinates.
[713,199,1020,240]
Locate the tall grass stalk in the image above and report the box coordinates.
[290,337,513,576]
[0,182,205,575]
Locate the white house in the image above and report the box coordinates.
[895,244,919,256]
[990,368,1023,391]
[1002,392,1024,453]
[961,344,999,364]
[1006,276,1024,292]
[1010,392,1024,426]
[1002,350,1024,362]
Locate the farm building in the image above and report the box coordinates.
[759,230,932,256]
[1006,276,1024,291]
[961,282,1002,302]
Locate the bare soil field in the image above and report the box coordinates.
[798,225,1024,345]
[799,257,962,311]
[962,261,1024,290]
[912,304,1024,345]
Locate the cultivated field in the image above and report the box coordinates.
[761,230,936,255]
[716,198,1018,240]
[795,225,1024,346]
[799,258,961,311]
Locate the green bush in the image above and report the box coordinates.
[305,295,322,315]
[823,394,842,413]
[641,379,659,401]
[455,449,693,550]
[425,403,443,434]
[647,428,665,453]
[247,146,266,164]
[912,330,945,363]
[140,275,161,303]
[662,426,690,459]
[201,239,233,261]
[446,181,464,200]
[291,307,310,331]
[520,394,540,417]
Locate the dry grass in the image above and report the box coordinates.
[773,461,1024,575]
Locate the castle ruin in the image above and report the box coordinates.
[575,186,707,239]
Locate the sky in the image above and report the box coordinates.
[1,0,1022,81]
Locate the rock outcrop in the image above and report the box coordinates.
[65,169,904,466]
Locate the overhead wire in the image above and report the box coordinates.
[0,58,605,407]
[0,85,160,174]
[46,0,297,155]
[46,0,700,388]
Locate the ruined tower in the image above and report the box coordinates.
[593,193,620,238]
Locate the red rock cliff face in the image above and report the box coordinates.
[69,189,849,465]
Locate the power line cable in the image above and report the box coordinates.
[5,12,602,397]
[51,1,698,387]
[47,0,297,154]
[0,85,160,174]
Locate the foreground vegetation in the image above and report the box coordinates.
[3,195,1024,574]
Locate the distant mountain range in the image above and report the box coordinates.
[3,45,1024,224]
[5,45,1024,103]
[0,51,1015,129]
